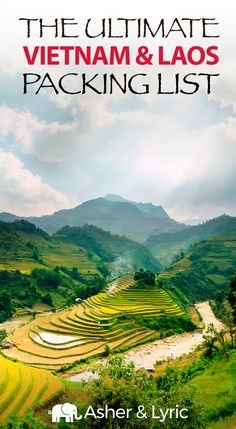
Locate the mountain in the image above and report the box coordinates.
[146,214,236,267]
[0,219,160,316]
[159,229,236,302]
[0,219,160,275]
[104,194,170,219]
[0,212,20,223]
[0,219,97,275]
[0,195,184,241]
[55,224,160,274]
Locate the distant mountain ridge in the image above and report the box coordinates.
[0,195,184,241]
[104,194,170,219]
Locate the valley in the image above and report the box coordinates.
[125,301,225,370]
[2,275,185,371]
[67,300,224,380]
[0,219,159,319]
[146,214,236,267]
[0,197,236,428]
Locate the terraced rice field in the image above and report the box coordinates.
[2,275,184,370]
[0,356,63,423]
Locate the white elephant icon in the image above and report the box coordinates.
[49,402,82,423]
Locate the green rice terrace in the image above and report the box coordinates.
[2,275,184,371]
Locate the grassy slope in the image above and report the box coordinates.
[0,221,98,275]
[159,231,236,302]
[146,215,236,267]
[191,353,236,429]
[154,351,236,429]
[0,220,160,275]
[192,355,236,409]
[55,224,161,272]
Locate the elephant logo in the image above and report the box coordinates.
[49,402,83,423]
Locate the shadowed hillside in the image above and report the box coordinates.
[0,195,184,241]
[160,230,236,302]
[146,214,236,267]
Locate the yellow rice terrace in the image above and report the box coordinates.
[0,356,63,423]
[2,275,184,370]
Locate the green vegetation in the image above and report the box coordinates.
[55,224,160,272]
[229,273,236,323]
[3,350,236,428]
[0,267,106,321]
[1,411,48,429]
[138,314,195,335]
[159,232,236,302]
[1,209,236,428]
[68,356,206,428]
[190,352,236,426]
[72,267,236,428]
[0,290,13,323]
[0,220,99,274]
[0,219,161,321]
[0,218,159,279]
[0,291,13,323]
[1,264,236,428]
[0,329,7,342]
[146,214,236,267]
[134,269,156,286]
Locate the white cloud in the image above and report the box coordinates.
[0,105,79,163]
[0,95,236,220]
[0,150,68,216]
[0,0,235,220]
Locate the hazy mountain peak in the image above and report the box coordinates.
[0,195,183,239]
[104,194,128,202]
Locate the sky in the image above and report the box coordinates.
[0,0,236,222]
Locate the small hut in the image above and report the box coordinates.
[1,340,13,349]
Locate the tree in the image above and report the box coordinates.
[32,246,40,261]
[2,411,47,429]
[0,328,7,342]
[228,273,236,323]
[218,300,235,350]
[154,367,207,428]
[104,344,110,356]
[42,293,53,306]
[32,268,60,289]
[0,291,13,322]
[82,356,206,429]
[202,324,219,358]
[134,269,156,286]
[83,356,151,428]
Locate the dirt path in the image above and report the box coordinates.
[0,310,53,335]
[0,317,31,334]
[66,301,225,381]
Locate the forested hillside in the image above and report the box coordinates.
[159,231,236,302]
[146,214,236,267]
